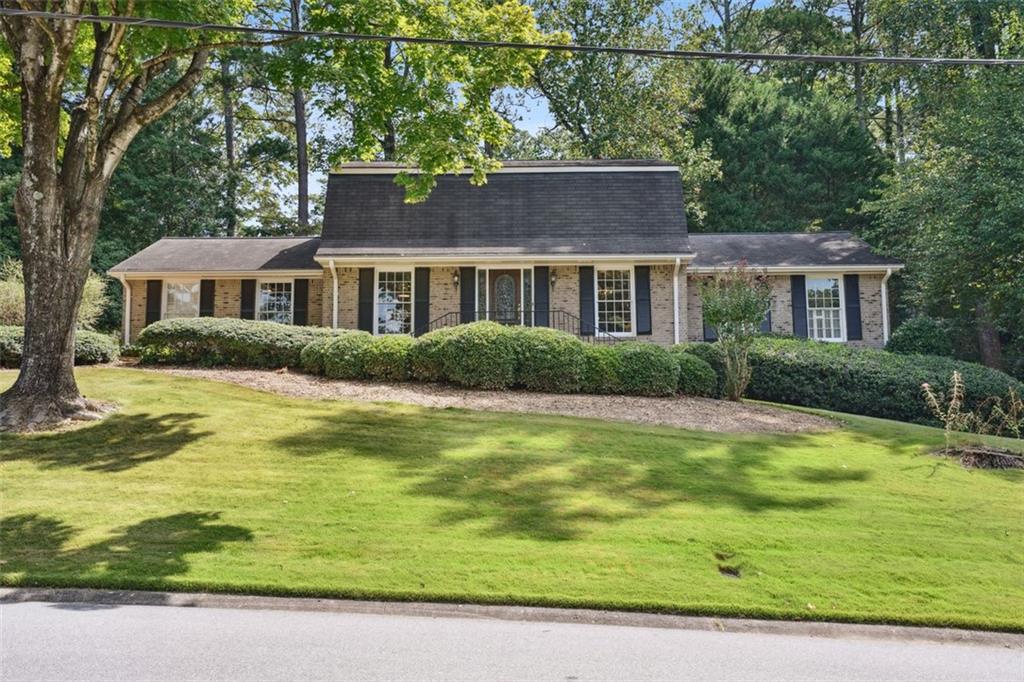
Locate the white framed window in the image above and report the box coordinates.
[257,280,293,324]
[595,267,634,335]
[163,280,200,320]
[377,269,413,334]
[806,276,844,342]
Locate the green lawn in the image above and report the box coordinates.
[2,367,1022,631]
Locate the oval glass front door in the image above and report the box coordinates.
[494,274,516,324]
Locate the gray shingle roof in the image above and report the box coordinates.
[688,232,902,269]
[317,164,692,258]
[108,237,321,273]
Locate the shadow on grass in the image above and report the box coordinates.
[274,407,851,541]
[0,512,253,585]
[0,412,212,472]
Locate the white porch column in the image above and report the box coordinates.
[881,267,893,344]
[672,258,682,345]
[119,276,131,345]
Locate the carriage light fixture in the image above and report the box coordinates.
[452,270,460,290]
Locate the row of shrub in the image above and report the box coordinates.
[0,325,119,367]
[300,322,719,397]
[137,318,718,397]
[134,318,350,368]
[674,337,1024,425]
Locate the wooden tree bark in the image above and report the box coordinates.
[0,6,211,430]
[221,56,238,236]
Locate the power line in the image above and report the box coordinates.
[2,7,1024,67]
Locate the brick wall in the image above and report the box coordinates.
[647,264,686,346]
[127,279,148,343]
[429,267,460,326]
[307,276,324,327]
[549,265,580,317]
[686,273,886,348]
[214,279,241,318]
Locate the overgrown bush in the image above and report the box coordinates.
[746,337,1023,425]
[318,332,375,380]
[135,318,343,368]
[673,351,717,397]
[0,325,118,367]
[512,327,586,393]
[437,321,519,389]
[673,343,726,398]
[361,335,415,382]
[580,344,623,394]
[887,317,955,357]
[611,342,679,396]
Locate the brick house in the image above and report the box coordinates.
[109,160,903,347]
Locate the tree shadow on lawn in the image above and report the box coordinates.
[0,412,213,473]
[0,511,253,587]
[274,406,864,541]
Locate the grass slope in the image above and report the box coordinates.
[1,368,1021,631]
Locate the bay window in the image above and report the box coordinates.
[377,270,413,334]
[163,281,200,319]
[596,267,634,334]
[806,277,844,341]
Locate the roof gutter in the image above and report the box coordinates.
[881,267,894,344]
[687,264,905,275]
[673,257,682,346]
[313,254,696,265]
[328,259,339,329]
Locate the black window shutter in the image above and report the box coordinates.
[634,266,652,335]
[459,267,476,324]
[145,280,162,325]
[414,267,430,336]
[357,268,374,332]
[533,266,549,327]
[240,279,256,320]
[199,280,215,317]
[843,274,862,341]
[579,266,595,336]
[791,275,807,338]
[760,309,772,333]
[293,278,309,326]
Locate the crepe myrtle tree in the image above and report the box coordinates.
[700,261,772,401]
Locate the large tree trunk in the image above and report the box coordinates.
[290,0,309,230]
[0,210,109,430]
[221,56,238,236]
[975,300,1004,370]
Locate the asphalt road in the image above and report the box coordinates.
[2,600,1021,682]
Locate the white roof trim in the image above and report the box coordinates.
[688,264,905,274]
[331,165,679,175]
[111,269,324,278]
[314,254,695,265]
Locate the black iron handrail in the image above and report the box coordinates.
[415,309,622,343]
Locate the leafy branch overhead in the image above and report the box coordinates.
[305,0,564,200]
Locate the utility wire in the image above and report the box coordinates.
[2,7,1023,67]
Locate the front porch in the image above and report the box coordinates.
[320,262,689,346]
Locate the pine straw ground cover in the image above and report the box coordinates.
[1,367,1021,631]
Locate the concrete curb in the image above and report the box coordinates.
[2,587,1020,649]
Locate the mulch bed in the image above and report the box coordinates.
[136,365,837,435]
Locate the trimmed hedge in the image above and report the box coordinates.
[673,351,717,397]
[361,335,415,382]
[436,321,519,390]
[0,325,119,367]
[744,337,1023,425]
[611,342,679,397]
[409,326,459,383]
[671,343,726,398]
[318,332,374,380]
[580,344,623,394]
[513,327,586,393]
[136,318,345,368]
